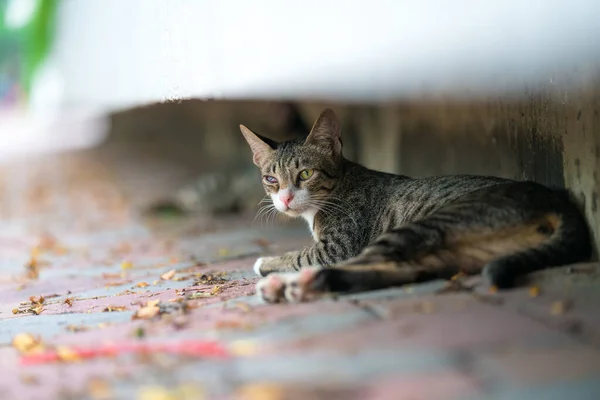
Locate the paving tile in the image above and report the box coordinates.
[265,293,573,356]
[473,343,600,387]
[363,371,484,400]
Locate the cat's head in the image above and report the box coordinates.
[240,108,343,217]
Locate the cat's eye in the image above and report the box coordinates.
[299,169,314,181]
[263,175,278,184]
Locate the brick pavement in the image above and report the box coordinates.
[1,153,600,400]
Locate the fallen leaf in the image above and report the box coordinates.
[137,282,150,288]
[551,300,572,316]
[418,301,435,314]
[161,269,176,280]
[103,306,128,312]
[12,333,45,355]
[104,280,132,288]
[137,386,177,400]
[147,300,160,307]
[66,325,89,333]
[236,383,284,400]
[133,305,160,320]
[210,286,223,296]
[450,272,465,281]
[30,295,45,305]
[137,384,204,400]
[217,248,230,257]
[24,249,41,280]
[56,346,81,362]
[63,297,75,307]
[235,302,252,313]
[254,238,270,248]
[529,286,540,298]
[19,374,40,385]
[188,292,211,299]
[229,340,259,357]
[31,305,44,315]
[121,261,133,270]
[214,320,253,330]
[88,378,113,400]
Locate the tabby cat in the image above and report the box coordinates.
[241,108,592,303]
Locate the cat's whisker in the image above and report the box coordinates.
[306,199,359,227]
[254,203,276,227]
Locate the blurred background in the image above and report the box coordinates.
[4,0,599,248]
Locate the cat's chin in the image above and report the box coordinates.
[281,208,310,218]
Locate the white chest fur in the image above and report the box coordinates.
[301,210,319,241]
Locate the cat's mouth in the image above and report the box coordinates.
[278,204,309,216]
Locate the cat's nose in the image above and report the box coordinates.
[279,192,294,207]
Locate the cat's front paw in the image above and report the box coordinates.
[255,267,327,304]
[253,256,277,276]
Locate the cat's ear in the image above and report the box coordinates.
[239,125,274,166]
[305,108,342,156]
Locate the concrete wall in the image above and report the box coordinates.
[104,81,600,256]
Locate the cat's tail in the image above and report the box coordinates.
[483,189,593,288]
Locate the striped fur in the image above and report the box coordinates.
[241,109,592,300]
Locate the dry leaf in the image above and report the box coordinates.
[147,299,160,307]
[137,386,177,400]
[551,300,572,316]
[210,286,222,296]
[56,346,81,362]
[254,238,270,248]
[133,305,160,320]
[217,248,230,257]
[31,305,44,315]
[121,261,133,270]
[419,301,435,314]
[237,383,284,400]
[137,384,204,400]
[66,325,89,333]
[63,297,75,307]
[88,378,113,400]
[529,286,540,298]
[30,295,45,305]
[12,333,45,354]
[103,305,128,312]
[214,320,253,330]
[188,292,211,299]
[235,302,252,313]
[161,269,176,280]
[450,272,465,281]
[19,374,40,385]
[137,282,150,288]
[229,340,259,357]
